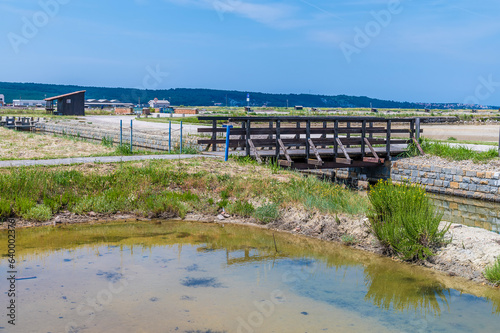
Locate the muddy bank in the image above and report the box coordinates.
[4,208,499,288]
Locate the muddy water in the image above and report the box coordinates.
[1,221,499,333]
[431,194,500,233]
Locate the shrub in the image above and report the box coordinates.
[484,258,500,285]
[115,144,132,155]
[226,200,255,217]
[341,234,356,245]
[23,204,52,221]
[0,198,12,220]
[368,180,449,261]
[253,203,280,224]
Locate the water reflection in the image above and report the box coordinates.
[364,260,450,316]
[1,220,499,332]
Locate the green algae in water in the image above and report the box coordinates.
[1,220,499,333]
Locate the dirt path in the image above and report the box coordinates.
[422,124,500,142]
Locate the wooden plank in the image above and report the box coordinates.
[248,139,263,163]
[278,160,293,167]
[336,138,352,163]
[278,139,292,164]
[412,137,425,156]
[335,158,353,165]
[307,139,324,166]
[363,157,384,163]
[364,138,381,162]
[307,159,323,166]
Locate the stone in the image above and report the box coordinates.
[450,182,459,189]
[465,170,477,177]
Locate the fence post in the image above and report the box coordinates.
[169,121,172,153]
[120,120,122,145]
[180,120,183,154]
[386,120,392,160]
[416,118,421,141]
[223,125,233,161]
[130,120,133,153]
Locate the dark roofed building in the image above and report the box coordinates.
[45,90,86,116]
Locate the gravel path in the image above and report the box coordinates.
[0,154,218,168]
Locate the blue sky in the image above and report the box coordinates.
[1,0,500,105]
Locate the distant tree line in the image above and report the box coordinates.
[0,81,494,109]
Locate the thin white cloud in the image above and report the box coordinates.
[163,0,305,29]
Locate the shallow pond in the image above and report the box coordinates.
[1,221,499,333]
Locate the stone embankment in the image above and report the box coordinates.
[391,156,500,202]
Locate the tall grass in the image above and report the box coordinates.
[404,138,498,162]
[368,180,449,261]
[0,160,368,222]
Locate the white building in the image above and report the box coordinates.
[0,94,4,106]
[148,99,170,108]
[13,99,46,107]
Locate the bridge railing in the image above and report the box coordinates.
[197,116,422,168]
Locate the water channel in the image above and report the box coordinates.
[1,220,499,333]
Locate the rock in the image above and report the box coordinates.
[217,214,225,221]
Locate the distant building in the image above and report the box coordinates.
[85,99,133,108]
[0,94,4,106]
[294,105,304,110]
[148,99,170,108]
[45,90,86,116]
[13,99,46,107]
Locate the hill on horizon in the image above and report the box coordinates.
[0,81,490,109]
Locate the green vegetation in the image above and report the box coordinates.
[0,159,368,223]
[253,203,280,223]
[404,138,498,163]
[368,180,449,261]
[484,258,500,285]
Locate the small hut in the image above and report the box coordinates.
[45,91,86,116]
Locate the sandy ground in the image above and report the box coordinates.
[0,127,114,160]
[421,124,500,142]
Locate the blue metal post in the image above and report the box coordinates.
[180,121,183,154]
[120,120,122,145]
[168,121,172,153]
[130,120,133,153]
[223,125,233,162]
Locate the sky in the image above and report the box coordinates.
[1,0,500,105]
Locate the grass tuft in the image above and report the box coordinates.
[368,180,449,261]
[253,203,280,224]
[484,258,500,285]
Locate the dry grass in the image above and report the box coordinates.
[0,128,114,160]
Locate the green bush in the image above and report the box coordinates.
[115,144,132,155]
[0,198,12,220]
[484,258,500,285]
[23,204,52,221]
[253,203,280,224]
[368,180,449,261]
[226,200,255,217]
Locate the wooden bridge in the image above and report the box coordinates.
[197,116,422,170]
